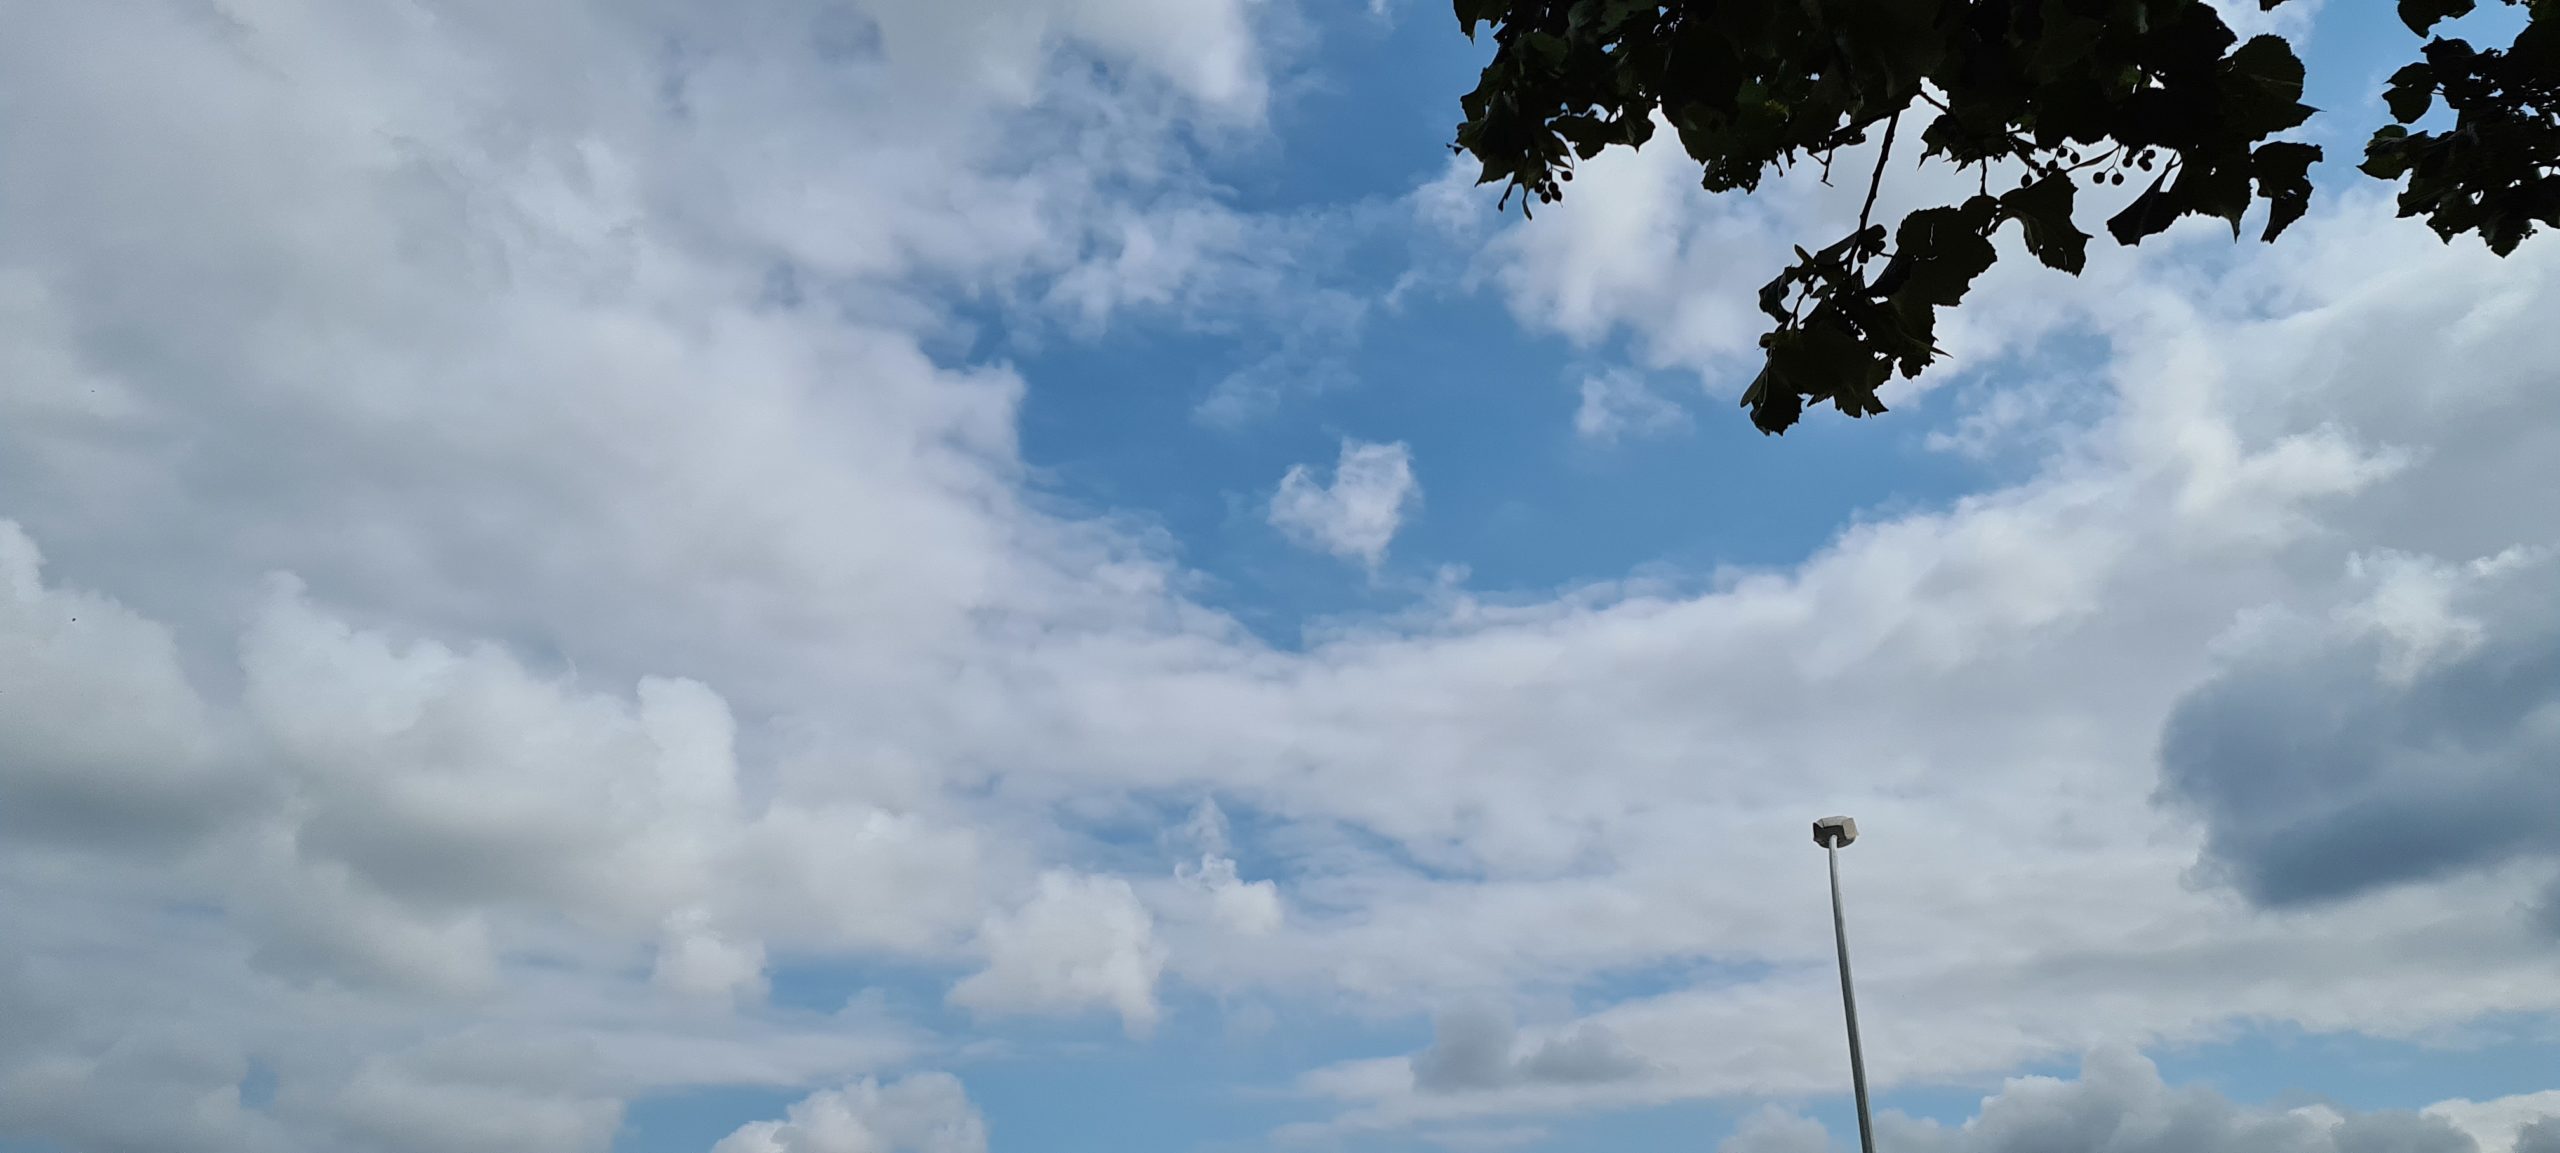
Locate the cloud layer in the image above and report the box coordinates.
[2,0,2559,1150]
[2159,548,2560,907]
[1725,1048,2552,1153]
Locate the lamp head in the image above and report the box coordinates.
[1813,816,1858,849]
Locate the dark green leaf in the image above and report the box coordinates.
[2382,62,2437,123]
[2399,0,2477,36]
[2250,140,2323,240]
[2107,169,2182,244]
[1758,266,1800,323]
[2222,35,2315,136]
[1453,0,1509,36]
[1521,30,1568,69]
[2362,126,2416,180]
[2181,158,2256,238]
[1747,378,1804,434]
[1999,173,2093,274]
[1890,202,2000,305]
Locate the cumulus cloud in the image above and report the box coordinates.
[712,1073,987,1153]
[0,0,1253,1146]
[238,577,748,925]
[1269,187,2560,1135]
[1177,853,1284,937]
[1165,799,1283,937]
[1421,1126,1556,1152]
[949,872,1168,1036]
[1718,1106,1835,1153]
[1726,1048,2491,1153]
[2426,1091,2560,1153]
[2158,547,2560,908]
[7,0,2560,1148]
[1409,1007,1648,1093]
[0,1023,286,1153]
[321,1047,625,1153]
[181,575,985,1004]
[1268,439,1420,567]
[0,522,236,852]
[653,908,771,1005]
[0,536,955,1138]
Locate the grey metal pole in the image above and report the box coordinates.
[1826,840,1878,1153]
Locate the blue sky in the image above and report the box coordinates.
[1004,6,2000,629]
[1,3,2558,1153]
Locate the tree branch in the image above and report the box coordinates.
[2063,146,2120,173]
[1857,108,1903,240]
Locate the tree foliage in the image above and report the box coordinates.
[1450,0,2560,434]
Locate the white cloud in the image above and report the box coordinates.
[0,521,234,852]
[237,577,745,927]
[653,908,771,1005]
[1719,1047,2490,1153]
[1236,188,2560,1133]
[322,1048,624,1153]
[4,0,2560,1149]
[1574,369,1690,444]
[1718,1106,1834,1153]
[0,3,1266,1141]
[2427,1091,2560,1153]
[949,871,1168,1036]
[1423,1126,1556,1152]
[1922,371,2106,462]
[2333,548,2516,683]
[2158,545,2560,907]
[1158,798,1283,944]
[0,1022,286,1153]
[1269,438,1421,566]
[1177,852,1285,937]
[713,1073,988,1153]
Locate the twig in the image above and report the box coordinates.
[2062,147,2119,173]
[1857,108,1902,239]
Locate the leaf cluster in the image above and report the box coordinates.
[2365,0,2560,256]
[1452,0,2551,433]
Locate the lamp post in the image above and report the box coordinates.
[1813,815,1876,1153]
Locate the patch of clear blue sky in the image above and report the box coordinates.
[617,4,2560,1151]
[1003,2,2012,648]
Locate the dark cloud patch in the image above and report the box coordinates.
[2155,553,2560,907]
[1725,1048,2492,1153]
[1409,1007,1648,1094]
[2533,880,2560,938]
[2515,1118,2560,1153]
[1411,1007,1518,1092]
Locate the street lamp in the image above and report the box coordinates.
[1814,815,1876,1153]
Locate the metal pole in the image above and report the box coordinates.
[1827,842,1877,1153]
